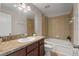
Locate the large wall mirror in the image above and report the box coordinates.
[26,12,35,35]
[0,3,35,36]
[0,12,11,36]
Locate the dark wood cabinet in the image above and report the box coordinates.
[38,39,45,56]
[26,42,38,56]
[8,39,45,56]
[8,48,26,56]
[39,45,45,56]
[26,42,38,53]
[27,48,38,56]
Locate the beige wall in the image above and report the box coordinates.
[42,15,48,37]
[48,15,71,39]
[69,8,74,42]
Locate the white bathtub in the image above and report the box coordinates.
[44,38,74,56]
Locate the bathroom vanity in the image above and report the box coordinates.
[7,39,44,56]
[0,36,45,56]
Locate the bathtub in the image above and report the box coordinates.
[44,38,74,56]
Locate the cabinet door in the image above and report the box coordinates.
[39,45,45,56]
[8,48,26,56]
[27,48,38,56]
[27,42,38,53]
[39,39,45,56]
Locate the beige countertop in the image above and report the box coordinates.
[0,36,45,56]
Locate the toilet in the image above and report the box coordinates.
[44,44,53,56]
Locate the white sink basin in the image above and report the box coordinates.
[17,37,35,43]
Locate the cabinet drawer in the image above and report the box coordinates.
[27,42,38,53]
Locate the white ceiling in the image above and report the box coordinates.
[1,3,73,18]
[33,3,73,17]
[1,3,34,19]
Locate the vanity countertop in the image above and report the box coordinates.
[0,36,45,56]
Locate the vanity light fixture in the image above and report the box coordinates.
[70,20,73,23]
[14,3,31,13]
[69,20,73,24]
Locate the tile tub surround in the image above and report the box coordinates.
[0,36,45,56]
[1,34,28,42]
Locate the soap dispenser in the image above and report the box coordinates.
[32,32,37,36]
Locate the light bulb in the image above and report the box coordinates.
[14,3,31,12]
[69,20,73,24]
[21,3,26,8]
[70,20,73,23]
[27,6,31,11]
[18,7,22,10]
